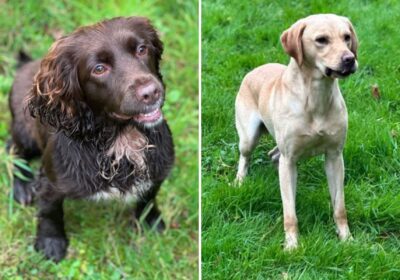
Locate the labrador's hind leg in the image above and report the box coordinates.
[235,109,263,185]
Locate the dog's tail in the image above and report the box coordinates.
[16,51,32,69]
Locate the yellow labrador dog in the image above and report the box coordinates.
[235,14,358,250]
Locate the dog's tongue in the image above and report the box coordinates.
[133,108,162,123]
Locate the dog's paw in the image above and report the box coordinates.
[134,206,166,233]
[343,235,354,242]
[283,233,298,251]
[149,217,166,233]
[338,229,353,242]
[284,242,298,251]
[142,214,166,233]
[13,179,34,206]
[133,216,166,233]
[34,236,69,263]
[233,175,244,187]
[336,223,352,241]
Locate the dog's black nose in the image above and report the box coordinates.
[342,53,355,66]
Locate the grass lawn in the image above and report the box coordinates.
[202,0,400,279]
[0,1,198,279]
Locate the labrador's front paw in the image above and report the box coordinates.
[337,225,352,242]
[233,175,244,187]
[284,232,298,251]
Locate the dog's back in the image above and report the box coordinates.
[236,63,286,111]
[9,59,41,158]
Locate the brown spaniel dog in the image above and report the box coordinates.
[8,17,174,262]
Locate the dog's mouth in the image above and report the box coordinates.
[111,107,163,125]
[133,108,162,123]
[325,65,357,79]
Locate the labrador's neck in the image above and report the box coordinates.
[284,59,339,116]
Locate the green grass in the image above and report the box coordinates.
[202,0,400,279]
[0,1,198,279]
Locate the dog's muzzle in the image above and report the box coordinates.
[325,62,357,78]
[326,53,357,78]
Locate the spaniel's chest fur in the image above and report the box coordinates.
[53,122,174,201]
[91,126,153,201]
[89,180,153,202]
[105,126,150,176]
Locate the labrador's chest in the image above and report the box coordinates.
[300,119,347,158]
[277,112,347,159]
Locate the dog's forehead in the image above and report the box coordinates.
[303,14,350,36]
[75,17,152,43]
[108,28,144,45]
[74,25,147,55]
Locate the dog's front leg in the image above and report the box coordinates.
[135,183,165,232]
[325,151,351,241]
[278,155,298,250]
[34,195,68,262]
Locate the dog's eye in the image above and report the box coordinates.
[137,45,148,56]
[315,36,328,45]
[344,34,351,42]
[93,64,107,75]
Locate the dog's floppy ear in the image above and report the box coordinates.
[280,20,306,66]
[344,17,358,59]
[27,37,94,139]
